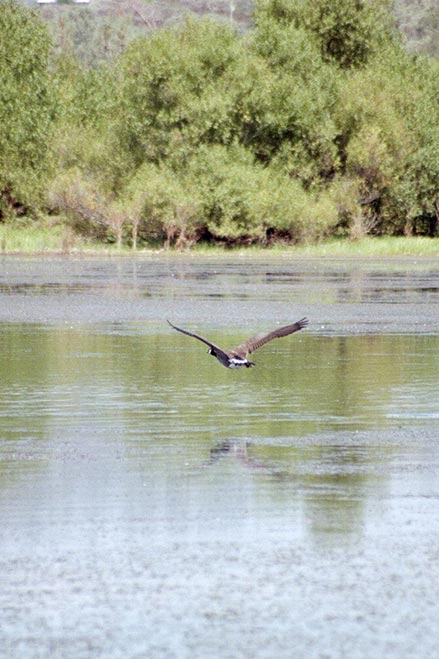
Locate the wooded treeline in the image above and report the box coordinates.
[2,0,439,248]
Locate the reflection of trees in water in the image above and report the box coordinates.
[207,437,389,538]
[335,268,439,305]
[3,322,438,540]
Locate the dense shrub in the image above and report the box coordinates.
[0,1,55,219]
[2,0,439,246]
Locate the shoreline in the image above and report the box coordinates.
[1,226,439,259]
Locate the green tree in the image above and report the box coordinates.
[244,16,340,184]
[116,18,241,171]
[305,0,395,69]
[123,162,204,248]
[185,144,338,243]
[389,56,439,235]
[0,0,55,219]
[50,51,121,196]
[335,45,439,236]
[43,0,439,246]
[255,0,395,69]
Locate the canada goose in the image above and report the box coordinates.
[167,318,308,369]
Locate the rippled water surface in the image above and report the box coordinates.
[1,255,439,659]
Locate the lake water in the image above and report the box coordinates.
[1,255,439,658]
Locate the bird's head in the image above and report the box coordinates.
[208,348,216,357]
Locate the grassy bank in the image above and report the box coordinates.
[264,236,439,257]
[1,223,439,257]
[0,223,116,255]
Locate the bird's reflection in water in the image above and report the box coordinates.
[209,439,249,463]
[208,439,290,480]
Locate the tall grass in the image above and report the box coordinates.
[0,224,65,253]
[1,223,439,257]
[0,223,121,254]
[270,237,439,257]
[193,237,439,257]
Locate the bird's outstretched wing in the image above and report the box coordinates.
[233,317,309,357]
[167,320,229,358]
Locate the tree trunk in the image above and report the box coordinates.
[132,221,138,251]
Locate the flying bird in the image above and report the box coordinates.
[167,318,308,369]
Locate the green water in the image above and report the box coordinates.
[1,256,439,659]
[2,325,438,446]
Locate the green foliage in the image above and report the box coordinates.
[186,144,267,242]
[123,163,204,248]
[254,0,302,26]
[0,0,55,218]
[52,54,117,127]
[49,52,121,195]
[304,0,395,69]
[185,144,338,243]
[254,0,395,68]
[335,46,439,235]
[48,167,109,239]
[3,0,439,247]
[247,19,340,184]
[116,18,241,170]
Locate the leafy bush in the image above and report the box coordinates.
[0,0,55,218]
[123,163,204,248]
[48,168,109,239]
[3,0,439,246]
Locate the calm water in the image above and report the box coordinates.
[1,255,439,659]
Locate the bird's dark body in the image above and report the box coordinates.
[167,318,308,369]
